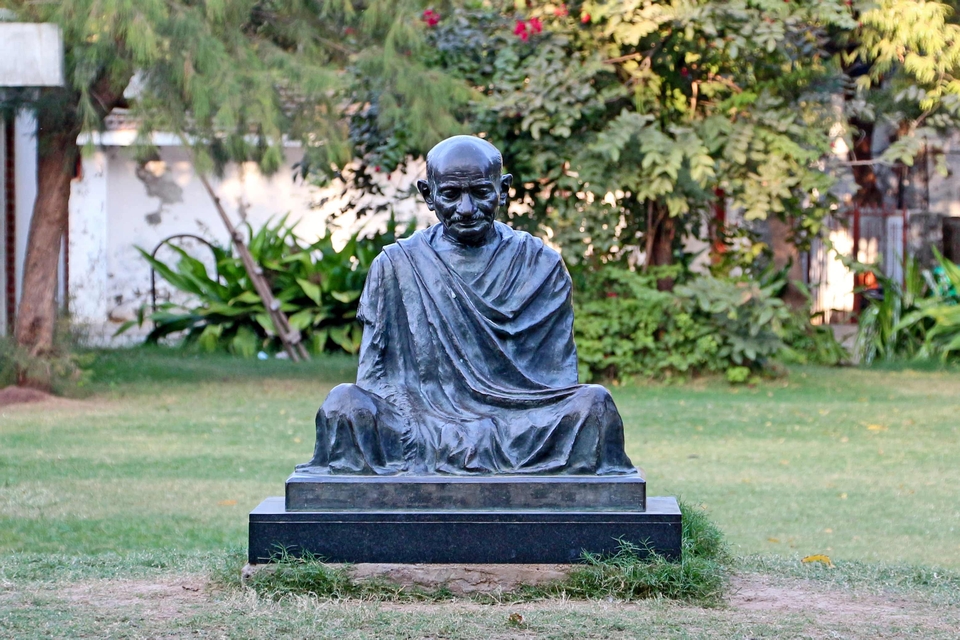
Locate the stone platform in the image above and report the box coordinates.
[285,472,647,511]
[248,495,681,564]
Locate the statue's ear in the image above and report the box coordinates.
[499,174,513,206]
[417,179,434,210]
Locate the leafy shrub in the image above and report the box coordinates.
[573,266,794,382]
[780,310,849,366]
[131,216,409,356]
[676,275,792,368]
[855,249,960,364]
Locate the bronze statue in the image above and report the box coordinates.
[297,136,636,475]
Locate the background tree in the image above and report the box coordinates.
[839,0,960,208]
[351,1,856,289]
[0,0,466,381]
[347,1,960,284]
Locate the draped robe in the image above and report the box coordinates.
[296,222,636,475]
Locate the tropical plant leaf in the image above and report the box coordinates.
[138,215,405,356]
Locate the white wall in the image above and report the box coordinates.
[0,23,63,87]
[68,146,433,343]
[14,110,36,312]
[68,151,108,334]
[0,118,6,335]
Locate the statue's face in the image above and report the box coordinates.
[417,139,513,247]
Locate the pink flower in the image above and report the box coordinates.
[554,4,568,17]
[422,9,440,27]
[581,12,591,24]
[514,19,529,41]
[529,17,543,34]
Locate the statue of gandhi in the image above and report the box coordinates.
[296,135,636,475]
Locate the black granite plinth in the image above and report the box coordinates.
[248,496,681,564]
[285,472,646,511]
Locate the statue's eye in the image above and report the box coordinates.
[438,188,459,199]
[473,186,494,197]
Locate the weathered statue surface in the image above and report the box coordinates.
[297,136,636,476]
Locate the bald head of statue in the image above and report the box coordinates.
[417,136,514,247]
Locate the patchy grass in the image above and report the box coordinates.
[3,348,960,637]
[2,550,959,639]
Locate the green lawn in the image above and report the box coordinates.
[2,348,960,638]
[3,348,957,568]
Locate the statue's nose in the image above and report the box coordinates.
[456,192,475,215]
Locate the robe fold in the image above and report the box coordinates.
[297,222,636,475]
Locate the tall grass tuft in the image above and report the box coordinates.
[532,500,728,604]
[240,549,453,602]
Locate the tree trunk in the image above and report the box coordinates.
[849,117,884,208]
[767,216,808,310]
[645,202,676,291]
[14,110,80,365]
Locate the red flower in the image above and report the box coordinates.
[554,4,568,17]
[422,9,440,27]
[514,19,529,41]
[581,12,591,24]
[680,67,689,77]
[529,17,543,34]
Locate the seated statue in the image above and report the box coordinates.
[297,136,636,476]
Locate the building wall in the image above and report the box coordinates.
[13,111,36,314]
[68,145,432,343]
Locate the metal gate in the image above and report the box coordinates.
[808,206,909,324]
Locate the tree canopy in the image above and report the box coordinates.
[345,0,960,277]
[0,0,466,362]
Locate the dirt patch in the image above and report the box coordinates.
[0,386,93,411]
[0,386,54,407]
[58,576,210,622]
[728,573,911,622]
[20,572,960,639]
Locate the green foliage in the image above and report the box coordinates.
[779,312,849,367]
[349,0,854,264]
[0,1,464,178]
[851,1,960,171]
[573,267,793,382]
[339,0,960,274]
[677,275,791,367]
[133,217,408,356]
[857,248,960,364]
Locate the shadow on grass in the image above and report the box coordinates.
[224,501,728,605]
